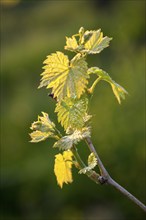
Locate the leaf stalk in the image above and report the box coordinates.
[88,76,102,94]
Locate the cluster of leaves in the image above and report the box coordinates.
[30,27,127,188]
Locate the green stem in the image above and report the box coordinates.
[55,129,62,139]
[71,146,100,184]
[88,76,102,94]
[71,146,86,169]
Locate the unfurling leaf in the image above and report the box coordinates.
[55,97,89,130]
[88,153,97,169]
[53,127,91,150]
[64,27,112,54]
[65,36,79,52]
[87,67,111,80]
[54,150,73,188]
[79,153,97,174]
[83,29,112,54]
[87,67,128,104]
[39,52,89,101]
[111,82,128,104]
[30,112,60,142]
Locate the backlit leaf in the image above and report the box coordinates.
[88,67,128,104]
[83,30,112,54]
[111,82,128,104]
[88,153,97,169]
[30,112,60,142]
[64,36,79,52]
[53,127,91,150]
[64,27,111,55]
[79,153,97,174]
[39,52,89,101]
[55,97,89,130]
[54,150,73,188]
[88,67,111,82]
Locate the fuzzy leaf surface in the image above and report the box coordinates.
[88,153,97,169]
[30,112,59,142]
[65,36,79,52]
[64,27,112,54]
[54,150,73,188]
[83,30,112,54]
[55,97,89,130]
[79,153,97,174]
[53,127,91,150]
[39,52,89,101]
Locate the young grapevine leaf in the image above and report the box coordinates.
[55,97,89,130]
[79,153,97,174]
[88,67,128,104]
[65,36,79,52]
[83,30,112,54]
[39,52,89,101]
[30,112,60,142]
[53,127,91,150]
[64,27,112,54]
[110,82,128,104]
[88,153,97,169]
[54,150,73,188]
[30,26,128,191]
[88,67,112,81]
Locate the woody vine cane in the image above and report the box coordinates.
[30,27,146,212]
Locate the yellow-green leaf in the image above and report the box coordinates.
[64,27,111,54]
[88,67,111,81]
[64,36,79,51]
[87,67,128,104]
[54,150,73,188]
[83,29,112,54]
[30,112,60,142]
[53,127,91,150]
[39,52,89,101]
[111,82,128,104]
[55,97,89,130]
[88,153,97,169]
[79,153,97,174]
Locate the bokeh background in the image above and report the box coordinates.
[1,0,145,219]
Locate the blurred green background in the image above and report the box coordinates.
[1,0,145,219]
